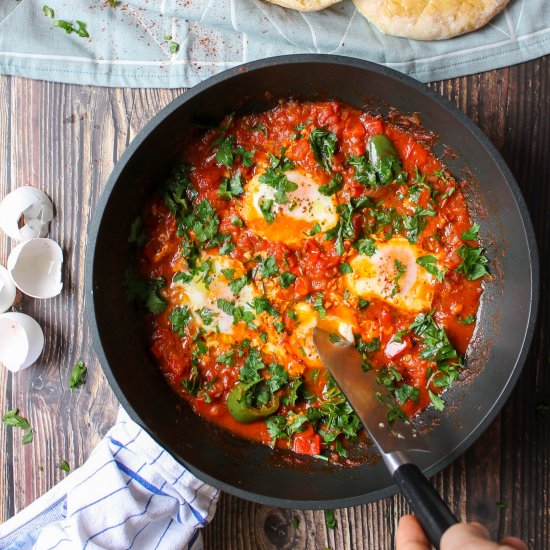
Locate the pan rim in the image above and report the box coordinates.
[85,54,540,509]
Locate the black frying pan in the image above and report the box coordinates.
[85,55,539,509]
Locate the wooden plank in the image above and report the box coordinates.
[0,57,548,549]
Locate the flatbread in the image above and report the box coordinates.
[264,0,342,11]
[352,0,509,40]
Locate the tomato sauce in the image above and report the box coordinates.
[135,101,485,464]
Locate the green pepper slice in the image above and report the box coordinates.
[367,134,404,185]
[227,381,279,423]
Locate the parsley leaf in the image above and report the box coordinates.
[394,384,420,405]
[338,262,353,274]
[429,389,445,411]
[391,259,407,297]
[279,272,296,288]
[458,315,475,325]
[259,256,279,278]
[216,135,235,166]
[324,510,337,529]
[59,460,70,472]
[221,268,236,280]
[259,199,275,223]
[409,313,458,363]
[348,153,377,187]
[259,149,297,204]
[461,223,480,241]
[455,244,489,280]
[354,236,377,256]
[235,145,255,167]
[161,164,194,216]
[309,128,338,172]
[169,306,192,337]
[218,172,244,200]
[216,350,235,365]
[402,205,436,244]
[2,409,33,444]
[417,255,445,282]
[182,199,220,244]
[69,360,87,389]
[325,196,372,255]
[169,41,180,54]
[309,223,321,236]
[229,275,249,295]
[43,5,55,18]
[318,173,343,196]
[128,217,147,247]
[313,293,326,319]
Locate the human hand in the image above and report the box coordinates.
[395,514,527,550]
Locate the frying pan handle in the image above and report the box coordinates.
[393,463,458,549]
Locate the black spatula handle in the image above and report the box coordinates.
[393,463,458,549]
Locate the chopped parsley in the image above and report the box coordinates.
[455,244,489,280]
[216,135,235,166]
[403,205,436,244]
[409,312,458,363]
[216,350,235,365]
[54,20,89,38]
[181,199,220,245]
[169,306,192,337]
[258,256,279,278]
[391,259,407,297]
[458,315,475,325]
[69,360,87,389]
[348,154,377,187]
[461,223,480,241]
[169,41,180,54]
[2,409,33,444]
[312,293,326,319]
[394,384,420,405]
[259,199,275,223]
[279,272,296,288]
[324,509,336,529]
[309,223,321,236]
[338,262,353,274]
[128,217,147,247]
[259,148,297,203]
[59,460,70,472]
[309,128,338,172]
[416,255,446,282]
[125,272,167,314]
[198,307,216,325]
[218,172,244,200]
[428,389,445,411]
[229,275,249,295]
[319,173,343,196]
[325,196,372,255]
[43,5,55,18]
[354,236,377,256]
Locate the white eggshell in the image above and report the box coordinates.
[8,238,63,299]
[0,186,54,241]
[0,266,16,313]
[0,312,44,372]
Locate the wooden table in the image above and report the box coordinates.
[0,57,548,549]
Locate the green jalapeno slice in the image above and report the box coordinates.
[227,381,280,423]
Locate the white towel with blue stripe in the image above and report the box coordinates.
[0,407,220,550]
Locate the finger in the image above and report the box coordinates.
[441,521,497,550]
[499,536,527,550]
[395,515,431,550]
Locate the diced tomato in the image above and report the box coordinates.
[292,430,321,456]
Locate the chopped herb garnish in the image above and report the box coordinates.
[358,298,370,309]
[198,308,216,325]
[348,153,377,187]
[324,509,336,529]
[218,172,244,200]
[43,5,55,18]
[259,149,297,204]
[428,389,445,411]
[2,409,33,444]
[402,205,435,244]
[54,20,89,38]
[59,460,70,472]
[325,196,372,255]
[216,135,235,166]
[279,272,296,288]
[128,217,147,247]
[416,255,446,282]
[391,259,407,297]
[409,312,458,363]
[69,360,87,389]
[221,268,236,280]
[461,223,480,241]
[458,315,475,325]
[313,293,326,319]
[309,223,321,236]
[181,199,220,245]
[230,215,243,227]
[456,244,489,280]
[291,516,300,529]
[169,41,180,54]
[394,384,420,405]
[496,502,508,510]
[235,145,255,167]
[249,123,267,136]
[259,256,279,278]
[338,262,353,275]
[309,128,338,172]
[259,199,275,223]
[169,306,192,337]
[229,275,249,295]
[354,236,377,256]
[216,350,235,365]
[319,173,343,196]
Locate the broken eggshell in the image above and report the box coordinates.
[0,265,16,313]
[8,238,63,299]
[0,312,44,372]
[0,186,54,241]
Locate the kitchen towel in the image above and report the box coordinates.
[0,407,219,550]
[0,0,548,87]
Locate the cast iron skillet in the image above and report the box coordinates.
[85,55,539,509]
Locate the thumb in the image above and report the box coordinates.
[441,522,496,550]
[395,515,431,550]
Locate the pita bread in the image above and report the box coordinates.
[353,0,509,40]
[265,0,342,11]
